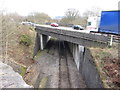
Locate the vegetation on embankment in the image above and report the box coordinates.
[0,12,55,79]
[20,66,27,77]
[0,13,36,78]
[6,24,35,67]
[19,34,32,47]
[90,43,119,88]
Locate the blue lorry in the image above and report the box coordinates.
[98,10,120,35]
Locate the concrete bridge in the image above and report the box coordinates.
[33,25,109,88]
[34,25,108,55]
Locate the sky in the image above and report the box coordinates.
[0,0,119,18]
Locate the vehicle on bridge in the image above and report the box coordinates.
[72,25,84,30]
[50,23,59,27]
[87,10,120,35]
[86,16,100,30]
[98,10,120,35]
[21,21,32,25]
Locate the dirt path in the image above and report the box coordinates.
[24,40,86,88]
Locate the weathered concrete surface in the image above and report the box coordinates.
[42,34,49,49]
[0,61,32,88]
[33,33,40,57]
[33,33,48,57]
[66,48,86,88]
[81,48,103,88]
[68,43,103,88]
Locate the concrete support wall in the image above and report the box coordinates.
[68,43,103,88]
[42,34,49,49]
[33,33,49,57]
[33,33,40,58]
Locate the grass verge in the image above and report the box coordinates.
[90,43,119,88]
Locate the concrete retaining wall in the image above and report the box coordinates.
[68,43,103,88]
[33,33,49,58]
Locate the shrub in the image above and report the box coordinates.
[19,34,32,46]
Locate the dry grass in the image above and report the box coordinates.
[1,21,36,68]
[90,43,119,88]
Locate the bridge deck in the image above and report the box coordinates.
[35,25,108,47]
[36,25,91,33]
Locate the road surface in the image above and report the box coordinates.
[36,24,98,34]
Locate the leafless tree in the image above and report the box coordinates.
[60,8,87,26]
[0,11,20,63]
[65,8,80,20]
[83,7,102,18]
[26,12,52,24]
[60,8,80,24]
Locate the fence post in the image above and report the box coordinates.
[109,35,113,46]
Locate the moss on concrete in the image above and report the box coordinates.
[33,50,48,60]
[20,66,27,77]
[39,77,48,88]
[50,37,57,40]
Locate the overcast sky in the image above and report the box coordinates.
[0,0,119,18]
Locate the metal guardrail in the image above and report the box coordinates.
[108,35,120,43]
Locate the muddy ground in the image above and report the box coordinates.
[24,40,86,88]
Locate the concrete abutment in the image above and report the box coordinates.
[33,33,49,58]
[68,42,103,88]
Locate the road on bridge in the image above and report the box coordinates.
[36,24,96,34]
